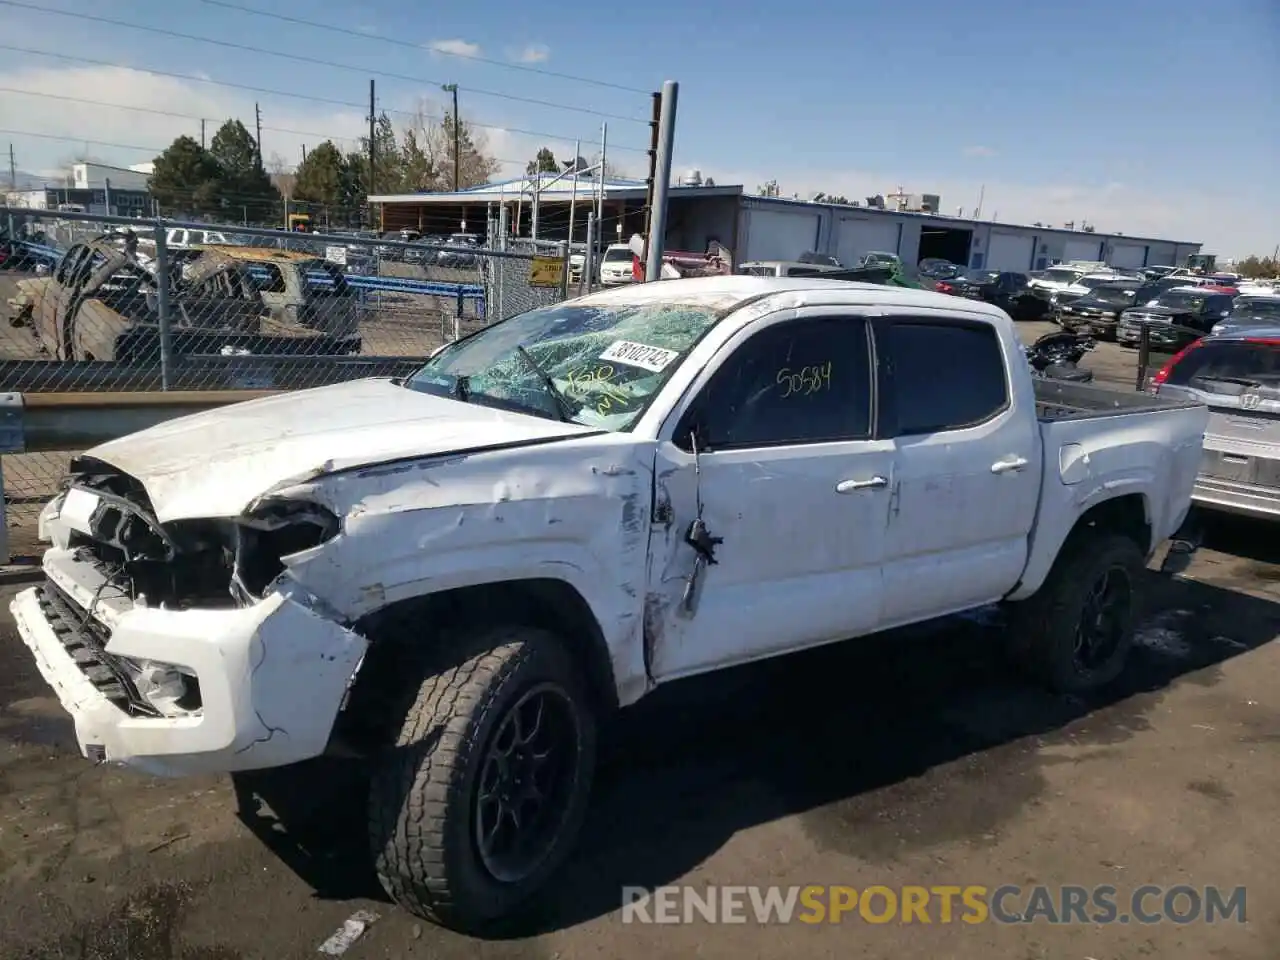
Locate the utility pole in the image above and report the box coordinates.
[8,143,15,190]
[640,91,661,270]
[442,83,459,190]
[254,103,263,171]
[368,79,376,196]
[301,144,307,163]
[201,119,206,149]
[644,81,678,283]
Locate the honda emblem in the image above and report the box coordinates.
[1241,392,1262,410]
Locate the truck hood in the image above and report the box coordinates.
[82,378,601,522]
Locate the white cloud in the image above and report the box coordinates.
[962,145,997,158]
[688,163,1266,257]
[0,63,572,188]
[427,39,482,59]
[511,44,550,64]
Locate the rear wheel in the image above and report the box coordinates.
[367,625,596,932]
[1005,531,1145,693]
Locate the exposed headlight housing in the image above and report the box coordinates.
[231,499,340,602]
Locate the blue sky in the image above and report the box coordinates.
[0,0,1276,254]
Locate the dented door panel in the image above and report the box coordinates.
[646,439,894,682]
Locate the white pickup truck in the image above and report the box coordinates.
[13,276,1207,932]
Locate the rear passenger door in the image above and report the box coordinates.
[874,313,1041,624]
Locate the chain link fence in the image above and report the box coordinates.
[0,206,569,533]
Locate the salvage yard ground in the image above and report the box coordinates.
[1,516,1279,959]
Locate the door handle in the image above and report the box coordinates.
[991,456,1030,474]
[836,476,889,493]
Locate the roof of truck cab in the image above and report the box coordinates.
[569,275,1011,320]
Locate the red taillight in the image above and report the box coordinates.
[936,281,953,293]
[1244,337,1280,345]
[1150,339,1203,389]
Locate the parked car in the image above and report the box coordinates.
[1050,272,1131,310]
[1149,325,1280,520]
[917,258,965,280]
[436,233,482,269]
[376,229,421,262]
[860,250,902,269]
[736,260,848,278]
[1056,281,1150,338]
[598,242,637,285]
[13,276,1206,933]
[1213,294,1280,334]
[934,269,1051,321]
[1116,287,1237,351]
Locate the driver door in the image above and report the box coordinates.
[645,309,895,682]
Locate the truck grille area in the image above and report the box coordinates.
[36,579,161,718]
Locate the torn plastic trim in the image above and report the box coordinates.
[231,498,342,604]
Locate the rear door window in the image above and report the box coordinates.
[881,320,1009,435]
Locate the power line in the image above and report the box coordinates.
[195,0,649,95]
[0,0,649,124]
[0,83,645,153]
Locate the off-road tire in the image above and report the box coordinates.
[1005,531,1145,694]
[367,625,597,932]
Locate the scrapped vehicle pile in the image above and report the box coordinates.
[6,234,362,361]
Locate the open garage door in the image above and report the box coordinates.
[1063,237,1103,262]
[986,232,1035,271]
[742,206,822,262]
[835,217,902,267]
[1109,243,1147,269]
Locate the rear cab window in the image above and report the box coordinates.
[880,319,1009,435]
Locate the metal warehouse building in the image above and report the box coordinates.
[370,176,1201,271]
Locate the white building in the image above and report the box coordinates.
[71,162,150,191]
[371,177,1202,271]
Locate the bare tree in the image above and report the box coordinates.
[406,97,500,189]
[266,152,295,198]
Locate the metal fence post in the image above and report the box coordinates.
[454,288,463,342]
[582,212,596,296]
[559,241,571,300]
[154,223,174,390]
[1136,324,1150,391]
[497,204,509,321]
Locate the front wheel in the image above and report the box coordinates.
[1005,532,1145,694]
[368,625,597,932]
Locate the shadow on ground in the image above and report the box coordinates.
[58,523,1280,938]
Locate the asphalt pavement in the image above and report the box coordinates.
[1,510,1279,959]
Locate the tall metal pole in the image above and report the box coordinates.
[103,177,112,216]
[368,80,376,196]
[581,211,595,296]
[442,84,460,190]
[567,138,580,249]
[200,119,206,149]
[644,81,678,283]
[254,103,263,171]
[8,143,15,189]
[595,122,607,262]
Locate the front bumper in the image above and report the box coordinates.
[11,546,367,777]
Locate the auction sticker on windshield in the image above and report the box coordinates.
[599,340,680,372]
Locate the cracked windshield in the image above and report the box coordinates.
[406,300,721,427]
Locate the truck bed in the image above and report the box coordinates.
[1034,378,1204,421]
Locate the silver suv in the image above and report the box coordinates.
[1151,325,1280,520]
